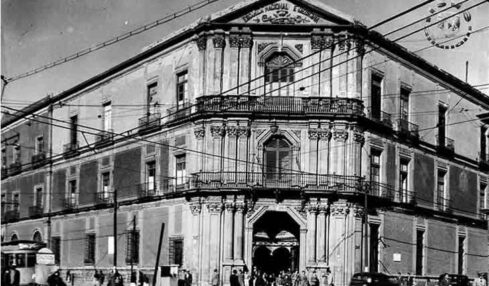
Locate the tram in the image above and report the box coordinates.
[1,240,47,285]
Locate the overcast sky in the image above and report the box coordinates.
[2,0,488,109]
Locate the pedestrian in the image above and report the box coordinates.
[238,270,245,286]
[108,269,123,286]
[2,265,20,286]
[438,273,450,286]
[475,273,486,286]
[309,271,319,286]
[244,270,251,286]
[325,268,333,286]
[138,271,149,286]
[211,269,219,286]
[185,270,193,286]
[230,270,239,286]
[299,271,309,286]
[99,271,105,286]
[94,270,101,286]
[178,270,187,286]
[47,270,66,286]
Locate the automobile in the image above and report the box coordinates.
[446,274,470,286]
[350,273,400,286]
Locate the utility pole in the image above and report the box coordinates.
[47,99,53,249]
[113,189,118,268]
[131,215,136,283]
[153,223,165,286]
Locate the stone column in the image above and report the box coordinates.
[194,126,205,172]
[213,33,225,94]
[331,36,341,97]
[225,126,238,182]
[332,125,348,176]
[328,200,349,286]
[316,203,328,263]
[190,201,202,282]
[350,127,365,177]
[202,206,211,285]
[233,203,246,264]
[307,203,318,264]
[236,127,249,183]
[211,125,225,173]
[308,129,319,176]
[208,201,223,274]
[354,38,365,99]
[206,37,216,95]
[318,129,331,175]
[229,34,240,94]
[338,37,348,97]
[320,36,333,97]
[196,34,207,97]
[310,33,322,97]
[223,201,234,261]
[239,33,252,94]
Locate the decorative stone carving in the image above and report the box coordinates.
[318,204,329,214]
[194,126,205,139]
[318,129,331,141]
[245,198,256,218]
[308,129,319,140]
[295,44,303,53]
[353,132,365,145]
[306,203,318,214]
[190,202,202,215]
[235,203,246,213]
[213,35,226,48]
[229,34,240,48]
[237,127,250,138]
[333,129,348,142]
[210,125,226,138]
[239,35,253,48]
[355,38,366,56]
[255,128,267,138]
[330,202,349,216]
[351,206,365,218]
[207,202,223,214]
[196,35,207,51]
[337,38,346,51]
[224,202,235,212]
[226,126,238,138]
[257,42,275,53]
[311,35,333,50]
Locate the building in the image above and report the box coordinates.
[2,0,489,285]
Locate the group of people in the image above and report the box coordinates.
[178,269,193,286]
[226,268,333,286]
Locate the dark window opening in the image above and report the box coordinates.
[415,230,424,275]
[126,230,140,264]
[264,136,292,180]
[35,187,43,207]
[438,104,447,145]
[51,237,61,264]
[369,224,379,272]
[458,236,465,274]
[481,126,487,161]
[36,136,44,154]
[176,72,188,108]
[176,155,186,186]
[399,159,409,203]
[101,172,110,199]
[2,148,6,167]
[370,74,383,120]
[84,233,96,264]
[70,115,78,145]
[147,82,158,115]
[33,231,42,242]
[169,237,183,266]
[146,161,156,192]
[437,170,447,210]
[400,87,410,121]
[480,184,487,213]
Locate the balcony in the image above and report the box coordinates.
[64,198,77,210]
[28,206,43,218]
[436,197,451,213]
[436,135,455,155]
[478,152,489,171]
[1,167,8,179]
[8,162,22,176]
[396,118,419,139]
[138,113,161,135]
[137,182,159,199]
[368,109,393,128]
[3,210,20,223]
[96,191,113,205]
[167,96,364,123]
[63,142,80,159]
[31,152,47,169]
[94,130,114,148]
[167,102,192,122]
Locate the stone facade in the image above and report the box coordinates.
[2,1,489,286]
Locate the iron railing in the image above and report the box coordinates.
[96,191,113,204]
[137,182,159,198]
[396,118,419,138]
[436,135,455,153]
[8,162,22,176]
[167,102,192,121]
[368,108,392,128]
[28,206,43,218]
[63,142,80,158]
[138,113,161,134]
[32,152,47,168]
[167,96,364,122]
[436,196,451,212]
[95,129,114,148]
[64,197,77,210]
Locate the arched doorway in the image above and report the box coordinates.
[252,211,299,274]
[33,231,42,242]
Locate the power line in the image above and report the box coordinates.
[3,0,221,83]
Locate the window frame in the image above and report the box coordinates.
[103,102,112,132]
[70,115,78,145]
[35,135,44,154]
[175,154,187,186]
[400,86,410,122]
[399,158,410,203]
[125,230,140,264]
[370,73,383,120]
[84,233,96,264]
[145,160,156,192]
[176,71,188,109]
[436,169,447,211]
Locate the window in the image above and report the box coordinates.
[35,187,43,207]
[481,126,488,161]
[51,237,61,264]
[264,136,291,180]
[70,115,78,145]
[103,102,112,132]
[415,230,424,275]
[480,183,487,212]
[12,193,19,212]
[126,230,139,264]
[176,72,188,109]
[369,224,379,272]
[13,145,20,163]
[146,161,156,192]
[2,147,7,167]
[101,172,111,199]
[36,136,44,154]
[458,236,465,274]
[84,233,96,264]
[437,169,447,211]
[370,74,383,120]
[10,233,18,241]
[400,87,410,122]
[438,104,447,145]
[370,150,382,194]
[399,158,409,203]
[33,231,42,242]
[176,155,186,186]
[1,194,5,215]
[169,237,183,266]
[68,180,77,206]
[264,53,296,96]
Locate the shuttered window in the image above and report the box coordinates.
[264,136,291,179]
[126,230,139,264]
[84,234,96,264]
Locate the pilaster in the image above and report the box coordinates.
[233,203,246,264]
[210,125,225,172]
[239,33,253,94]
[212,32,225,94]
[229,33,240,94]
[306,202,318,264]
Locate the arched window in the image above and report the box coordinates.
[264,53,296,96]
[33,231,42,242]
[10,233,18,241]
[264,136,292,179]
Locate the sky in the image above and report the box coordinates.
[1,0,489,109]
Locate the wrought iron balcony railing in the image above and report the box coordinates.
[94,129,114,148]
[63,142,80,159]
[28,205,43,218]
[167,102,192,121]
[368,108,392,128]
[31,152,47,169]
[138,113,161,135]
[436,196,451,212]
[167,96,364,122]
[396,118,419,138]
[436,135,455,154]
[64,198,77,210]
[2,167,9,178]
[96,191,114,204]
[137,182,159,198]
[8,161,22,176]
[3,210,20,222]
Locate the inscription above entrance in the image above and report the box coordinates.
[241,1,321,24]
